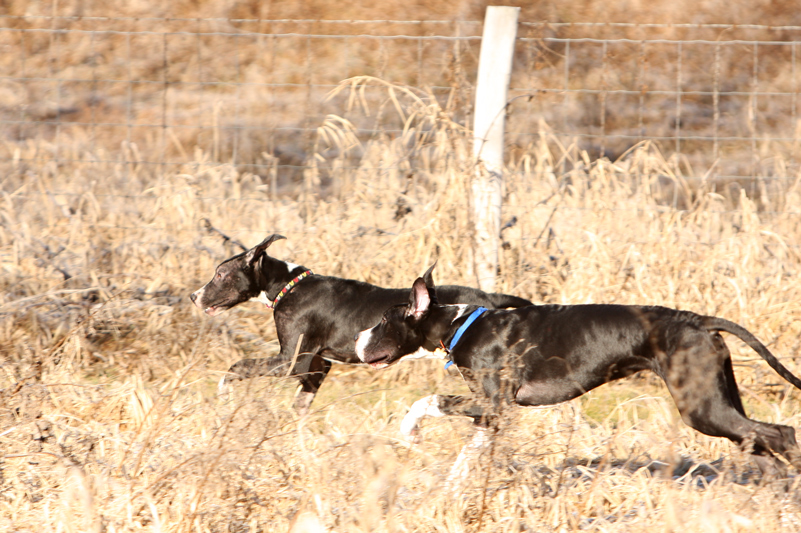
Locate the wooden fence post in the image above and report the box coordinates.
[471,6,519,292]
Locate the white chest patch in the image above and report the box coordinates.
[401,346,448,361]
[354,327,374,362]
[249,290,273,305]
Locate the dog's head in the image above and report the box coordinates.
[190,234,285,315]
[355,265,436,368]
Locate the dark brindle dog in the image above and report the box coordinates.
[355,267,801,473]
[190,235,532,414]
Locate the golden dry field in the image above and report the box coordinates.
[3,1,801,532]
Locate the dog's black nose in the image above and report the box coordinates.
[189,293,196,303]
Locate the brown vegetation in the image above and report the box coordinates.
[2,1,801,532]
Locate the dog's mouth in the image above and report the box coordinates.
[364,354,392,369]
[190,294,225,316]
[204,304,233,316]
[199,300,238,316]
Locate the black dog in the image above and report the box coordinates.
[355,268,801,473]
[190,235,532,414]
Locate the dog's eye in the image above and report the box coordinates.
[381,316,387,324]
[216,272,224,280]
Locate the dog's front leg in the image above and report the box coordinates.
[217,355,290,396]
[400,394,487,441]
[292,355,332,416]
[400,395,446,440]
[217,353,318,400]
[446,427,492,493]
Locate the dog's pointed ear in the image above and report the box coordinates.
[422,261,437,287]
[246,234,286,265]
[421,262,439,305]
[407,277,431,319]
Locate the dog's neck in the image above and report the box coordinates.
[424,304,485,350]
[251,254,309,304]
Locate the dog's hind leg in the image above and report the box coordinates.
[663,332,801,473]
[713,333,747,417]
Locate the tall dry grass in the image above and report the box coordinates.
[3,0,801,193]
[3,70,801,531]
[3,1,801,531]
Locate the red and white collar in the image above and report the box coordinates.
[265,269,313,309]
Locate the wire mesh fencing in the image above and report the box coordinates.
[2,16,801,218]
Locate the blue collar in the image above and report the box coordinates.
[447,306,488,351]
[443,307,487,370]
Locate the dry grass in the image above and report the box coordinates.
[3,0,801,192]
[3,73,801,531]
[3,1,801,532]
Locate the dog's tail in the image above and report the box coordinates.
[704,316,801,390]
[488,293,533,309]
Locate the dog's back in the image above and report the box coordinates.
[437,285,531,309]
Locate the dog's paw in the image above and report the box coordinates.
[399,415,421,442]
[401,426,423,445]
[292,391,315,417]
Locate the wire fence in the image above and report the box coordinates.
[2,16,800,200]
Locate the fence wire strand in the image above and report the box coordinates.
[2,17,801,235]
